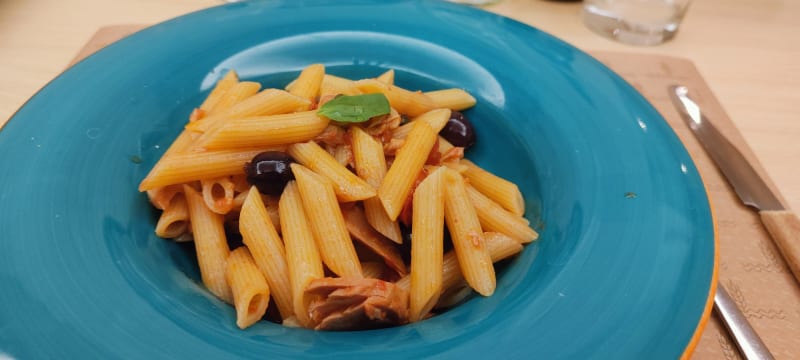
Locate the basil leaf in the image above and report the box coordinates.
[317,93,390,123]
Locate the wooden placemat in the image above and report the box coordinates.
[73,25,800,359]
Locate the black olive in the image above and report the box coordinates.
[244,151,295,195]
[439,110,476,148]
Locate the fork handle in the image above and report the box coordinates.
[760,210,800,285]
[714,284,775,360]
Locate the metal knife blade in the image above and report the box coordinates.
[669,85,784,211]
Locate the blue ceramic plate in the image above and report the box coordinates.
[0,1,715,359]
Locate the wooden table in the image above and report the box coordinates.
[1,0,798,358]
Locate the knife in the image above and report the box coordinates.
[669,85,800,284]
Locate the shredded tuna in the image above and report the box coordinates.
[305,277,409,331]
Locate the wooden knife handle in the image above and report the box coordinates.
[759,210,800,285]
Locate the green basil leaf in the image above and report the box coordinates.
[317,93,390,123]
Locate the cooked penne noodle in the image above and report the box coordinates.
[139,148,275,191]
[396,231,522,292]
[239,188,294,319]
[378,109,450,220]
[376,69,395,85]
[199,111,329,150]
[353,79,437,117]
[424,88,477,111]
[147,184,183,210]
[207,81,261,116]
[409,166,446,322]
[187,89,311,133]
[461,159,525,216]
[319,74,362,97]
[392,116,451,142]
[286,64,325,101]
[162,130,199,157]
[279,182,324,326]
[287,141,376,202]
[437,136,455,153]
[443,169,495,296]
[183,185,232,303]
[201,176,235,214]
[231,188,249,212]
[350,127,402,243]
[155,193,189,238]
[142,131,202,187]
[466,184,538,243]
[290,164,362,278]
[225,247,271,329]
[199,70,239,113]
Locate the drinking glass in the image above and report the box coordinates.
[582,0,692,46]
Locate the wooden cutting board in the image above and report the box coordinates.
[71,25,800,360]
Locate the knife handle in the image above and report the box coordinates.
[759,210,800,284]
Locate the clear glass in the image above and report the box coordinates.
[582,0,691,46]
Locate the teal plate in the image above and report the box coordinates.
[0,1,715,359]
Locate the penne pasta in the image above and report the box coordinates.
[396,231,522,292]
[290,163,363,278]
[201,176,235,215]
[424,88,477,111]
[376,69,395,85]
[350,126,402,243]
[409,167,446,322]
[353,79,437,117]
[155,193,189,239]
[199,70,239,113]
[287,141,376,202]
[319,74,362,97]
[225,247,271,329]
[378,109,450,220]
[183,185,232,303]
[207,81,261,116]
[279,182,324,327]
[391,116,451,142]
[231,188,249,212]
[147,184,183,210]
[443,169,495,296]
[139,148,279,191]
[187,89,311,133]
[461,159,525,216]
[239,188,294,319]
[466,184,538,243]
[198,111,329,150]
[286,64,325,101]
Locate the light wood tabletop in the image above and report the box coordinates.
[1,0,797,214]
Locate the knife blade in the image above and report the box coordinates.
[669,85,800,285]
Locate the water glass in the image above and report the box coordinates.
[582,0,692,46]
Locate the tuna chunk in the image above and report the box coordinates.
[305,277,409,331]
